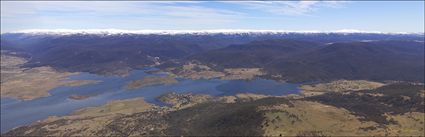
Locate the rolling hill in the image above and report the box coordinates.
[1,31,423,81]
[188,40,424,82]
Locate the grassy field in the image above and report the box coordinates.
[261,100,385,136]
[300,80,385,96]
[1,53,99,100]
[4,97,155,136]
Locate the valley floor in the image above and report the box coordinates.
[1,51,424,136]
[1,52,99,100]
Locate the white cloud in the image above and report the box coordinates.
[0,1,350,32]
[225,1,348,16]
[1,1,246,32]
[162,5,243,19]
[1,1,242,18]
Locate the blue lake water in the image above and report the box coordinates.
[0,68,300,133]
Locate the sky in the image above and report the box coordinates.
[1,1,424,33]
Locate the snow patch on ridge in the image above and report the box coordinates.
[4,29,424,36]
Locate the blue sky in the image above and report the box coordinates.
[1,1,424,33]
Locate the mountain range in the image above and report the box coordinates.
[1,30,424,82]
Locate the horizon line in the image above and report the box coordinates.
[2,29,424,35]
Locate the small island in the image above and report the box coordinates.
[68,95,91,100]
[125,76,178,90]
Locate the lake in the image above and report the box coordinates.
[0,68,300,133]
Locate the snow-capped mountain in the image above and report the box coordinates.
[4,29,424,36]
[2,29,424,52]
[1,28,424,84]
